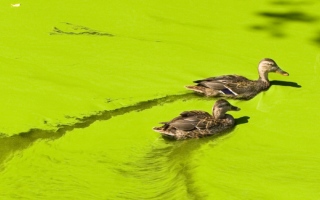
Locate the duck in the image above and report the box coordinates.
[185,58,289,100]
[152,99,240,140]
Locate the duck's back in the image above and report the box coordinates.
[190,75,268,99]
[194,75,250,84]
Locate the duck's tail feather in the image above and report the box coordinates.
[152,127,175,136]
[185,85,205,93]
[193,80,203,83]
[152,127,165,133]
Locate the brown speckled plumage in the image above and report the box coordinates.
[186,58,289,100]
[153,99,240,140]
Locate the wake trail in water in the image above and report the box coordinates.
[0,93,209,167]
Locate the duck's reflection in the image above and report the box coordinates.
[116,116,249,199]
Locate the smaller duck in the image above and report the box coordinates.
[153,99,240,140]
[185,58,289,100]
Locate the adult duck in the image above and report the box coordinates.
[152,99,240,140]
[185,58,289,100]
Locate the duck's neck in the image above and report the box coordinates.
[258,71,269,82]
[212,108,225,119]
[258,71,270,88]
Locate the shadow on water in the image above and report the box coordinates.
[257,11,317,22]
[312,31,320,47]
[270,1,313,5]
[0,93,217,168]
[249,0,319,42]
[270,80,302,88]
[250,11,317,37]
[115,116,249,200]
[235,116,250,125]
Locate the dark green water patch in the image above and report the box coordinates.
[49,22,164,44]
[50,22,115,36]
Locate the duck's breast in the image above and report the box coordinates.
[208,115,235,135]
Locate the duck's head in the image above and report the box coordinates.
[212,99,240,119]
[258,58,289,77]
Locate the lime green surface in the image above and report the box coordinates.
[1,0,320,199]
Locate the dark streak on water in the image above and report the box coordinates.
[0,93,209,167]
[50,22,115,36]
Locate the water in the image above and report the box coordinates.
[1,0,320,199]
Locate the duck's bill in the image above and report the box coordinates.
[276,68,289,76]
[231,106,240,111]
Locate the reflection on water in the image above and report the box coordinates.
[115,137,216,199]
[115,117,248,199]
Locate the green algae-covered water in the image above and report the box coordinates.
[1,0,320,199]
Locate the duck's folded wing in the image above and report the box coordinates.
[170,116,217,130]
[170,119,198,131]
[198,81,226,90]
[223,81,255,95]
[171,119,217,130]
[194,75,252,95]
[197,81,238,95]
[194,120,209,129]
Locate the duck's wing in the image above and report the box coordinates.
[170,116,204,131]
[170,112,215,131]
[194,75,249,83]
[194,75,252,95]
[223,81,256,95]
[158,112,202,126]
[170,117,216,131]
[159,111,213,131]
[179,110,211,118]
[169,119,199,131]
